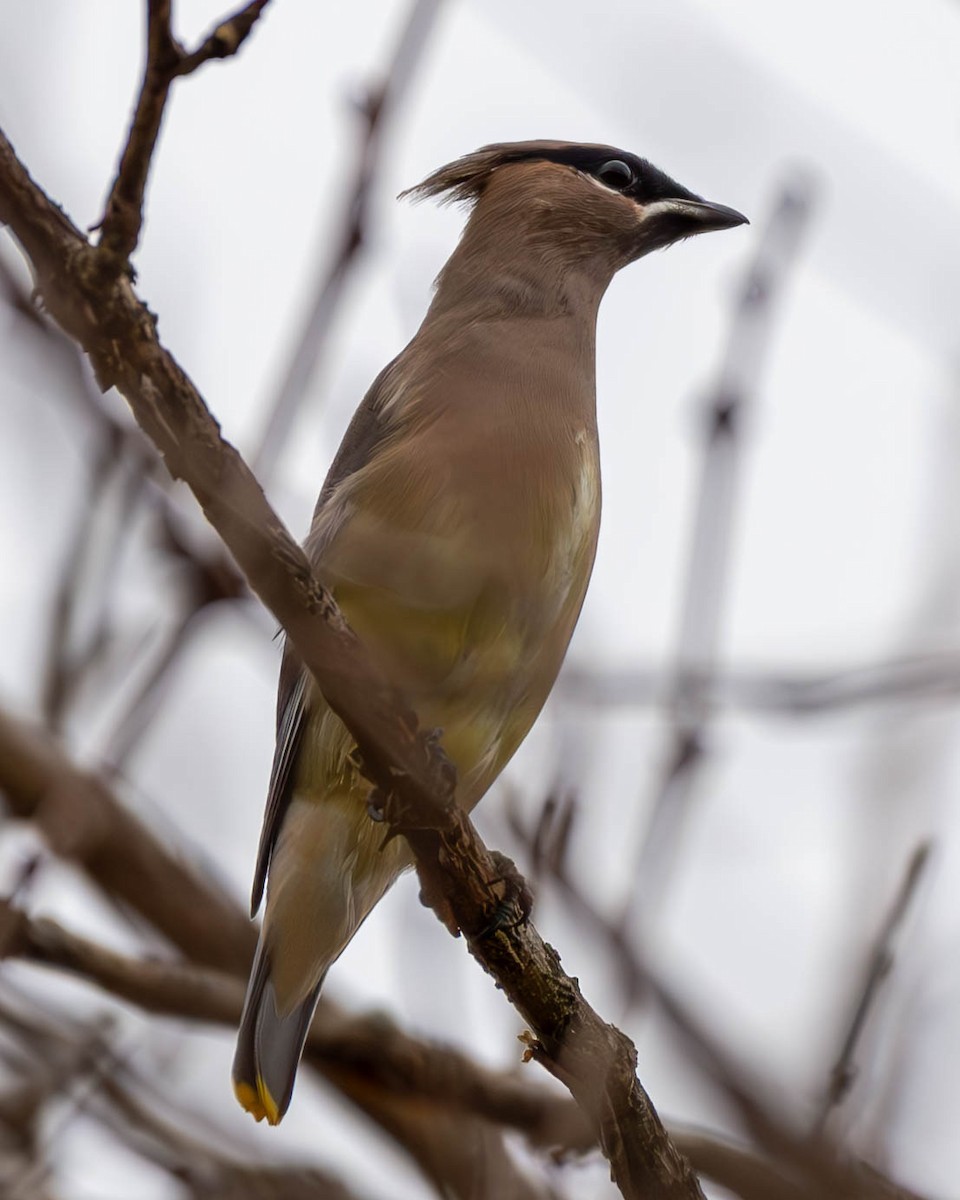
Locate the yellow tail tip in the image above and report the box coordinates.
[233,1078,282,1126]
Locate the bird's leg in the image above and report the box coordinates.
[476,850,534,938]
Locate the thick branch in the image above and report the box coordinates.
[0,126,458,826]
[5,901,851,1200]
[0,706,252,975]
[0,898,588,1153]
[0,128,701,1199]
[0,711,551,1199]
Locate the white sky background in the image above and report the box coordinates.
[2,1,960,1197]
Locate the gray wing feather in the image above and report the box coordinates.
[249,355,403,917]
[250,659,307,915]
[315,355,402,515]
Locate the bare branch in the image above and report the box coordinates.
[96,0,180,263]
[670,1131,809,1200]
[621,175,817,931]
[0,713,563,1198]
[97,0,272,264]
[648,974,930,1200]
[96,1070,379,1200]
[251,0,444,483]
[174,1,272,77]
[0,705,253,976]
[560,651,960,716]
[10,900,841,1200]
[0,898,588,1153]
[815,841,932,1133]
[0,991,371,1200]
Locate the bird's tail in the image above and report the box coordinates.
[232,939,324,1125]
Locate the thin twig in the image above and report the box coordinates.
[815,841,932,1134]
[621,175,817,933]
[97,0,180,263]
[174,0,272,77]
[560,651,960,716]
[97,0,272,264]
[647,973,931,1200]
[41,439,149,727]
[251,0,444,484]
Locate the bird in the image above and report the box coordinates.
[233,140,747,1124]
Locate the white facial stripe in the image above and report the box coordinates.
[580,176,700,225]
[634,197,684,223]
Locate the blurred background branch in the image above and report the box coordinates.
[250,0,445,485]
[622,176,816,937]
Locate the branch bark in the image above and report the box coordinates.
[5,898,835,1200]
[0,708,550,1200]
[251,0,444,482]
[0,705,252,975]
[0,896,588,1154]
[98,0,272,263]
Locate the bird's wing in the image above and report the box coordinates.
[249,357,403,917]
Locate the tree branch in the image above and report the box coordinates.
[97,0,179,262]
[174,1,273,77]
[98,1,272,264]
[0,897,589,1153]
[815,841,932,1133]
[0,705,253,976]
[6,899,825,1200]
[648,974,930,1200]
[621,176,816,933]
[0,712,550,1200]
[251,0,444,482]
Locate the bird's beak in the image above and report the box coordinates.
[670,198,750,232]
[632,195,749,257]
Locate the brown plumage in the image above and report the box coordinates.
[233,140,747,1124]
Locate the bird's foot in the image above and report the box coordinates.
[476,851,534,938]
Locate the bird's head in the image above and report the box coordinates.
[403,140,747,275]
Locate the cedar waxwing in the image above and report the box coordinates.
[233,140,747,1123]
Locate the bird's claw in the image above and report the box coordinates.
[476,851,533,938]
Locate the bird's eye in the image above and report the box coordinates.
[595,159,635,190]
